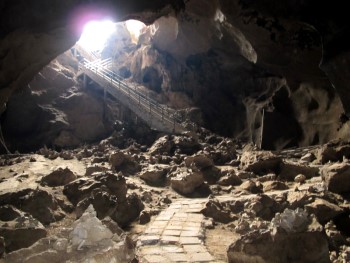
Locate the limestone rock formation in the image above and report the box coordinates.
[170,167,204,195]
[0,188,65,225]
[63,172,143,227]
[1,51,113,151]
[227,209,331,263]
[321,162,350,194]
[40,167,77,187]
[0,206,47,253]
[1,205,135,263]
[139,164,169,185]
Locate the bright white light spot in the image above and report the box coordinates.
[78,20,116,51]
[126,20,146,42]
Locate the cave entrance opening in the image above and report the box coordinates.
[77,19,146,53]
[77,20,116,52]
[125,20,146,43]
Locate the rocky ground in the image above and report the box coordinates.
[0,128,350,262]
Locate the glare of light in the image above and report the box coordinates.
[126,20,146,42]
[77,20,116,51]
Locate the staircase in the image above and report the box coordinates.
[74,46,185,133]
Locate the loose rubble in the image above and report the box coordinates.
[1,131,350,262]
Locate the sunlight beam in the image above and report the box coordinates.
[78,20,116,52]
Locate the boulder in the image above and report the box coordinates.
[316,145,338,164]
[184,154,213,169]
[0,212,47,253]
[63,172,127,205]
[109,151,140,175]
[201,166,221,184]
[148,135,173,155]
[109,151,126,169]
[262,181,289,192]
[218,171,242,186]
[111,193,144,227]
[305,198,343,224]
[170,168,204,195]
[75,189,118,219]
[210,139,237,165]
[201,200,233,223]
[240,151,282,175]
[173,135,200,155]
[70,205,113,249]
[0,189,65,225]
[40,167,76,187]
[228,209,330,263]
[93,173,127,200]
[279,161,319,181]
[321,162,350,193]
[85,165,108,176]
[63,177,101,205]
[287,191,315,210]
[139,165,169,185]
[239,180,263,194]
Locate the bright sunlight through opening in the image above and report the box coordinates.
[78,20,116,52]
[126,20,146,43]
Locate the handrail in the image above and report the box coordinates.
[79,57,184,132]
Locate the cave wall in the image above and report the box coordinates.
[105,0,350,149]
[0,0,185,114]
[1,0,350,149]
[0,51,115,151]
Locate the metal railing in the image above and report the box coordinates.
[79,56,184,133]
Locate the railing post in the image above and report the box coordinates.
[149,101,152,114]
[138,94,141,106]
[162,107,164,122]
[83,74,87,88]
[103,86,107,119]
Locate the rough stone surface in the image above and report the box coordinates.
[40,167,76,187]
[305,198,343,224]
[321,162,350,193]
[170,168,204,195]
[240,151,282,175]
[1,206,135,263]
[140,165,169,185]
[184,154,213,169]
[279,162,319,180]
[0,188,65,225]
[63,172,127,205]
[217,172,242,186]
[262,181,289,192]
[239,180,263,194]
[228,209,330,263]
[201,200,233,224]
[148,136,174,155]
[0,212,47,253]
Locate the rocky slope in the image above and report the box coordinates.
[0,129,350,262]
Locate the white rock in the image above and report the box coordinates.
[69,205,113,249]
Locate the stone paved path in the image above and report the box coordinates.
[137,198,225,263]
